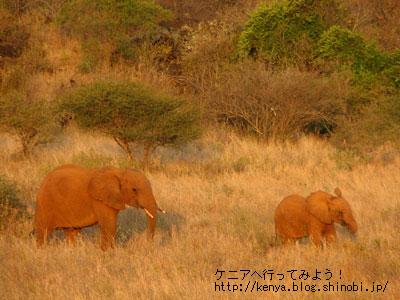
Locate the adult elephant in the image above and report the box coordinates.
[35,164,164,250]
[274,188,357,246]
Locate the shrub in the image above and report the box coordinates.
[0,9,30,59]
[202,62,349,139]
[316,25,366,63]
[0,8,52,92]
[0,90,57,156]
[0,0,30,15]
[316,25,400,88]
[333,91,400,154]
[0,175,27,228]
[57,0,172,69]
[57,81,202,165]
[237,0,344,65]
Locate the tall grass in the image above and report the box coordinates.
[0,131,399,299]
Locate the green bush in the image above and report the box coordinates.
[0,176,27,228]
[57,0,172,69]
[237,1,400,89]
[57,81,202,165]
[237,0,344,65]
[316,25,365,63]
[317,25,400,88]
[0,90,57,156]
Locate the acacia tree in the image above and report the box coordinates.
[0,91,56,156]
[57,81,201,166]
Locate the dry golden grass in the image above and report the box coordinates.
[0,130,399,299]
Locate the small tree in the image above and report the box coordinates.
[0,90,56,156]
[57,81,201,165]
[0,175,27,229]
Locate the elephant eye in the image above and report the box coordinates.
[132,188,138,192]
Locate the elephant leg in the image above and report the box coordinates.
[325,225,337,245]
[36,226,54,247]
[308,220,325,247]
[63,228,80,244]
[36,228,45,247]
[309,231,323,247]
[99,219,117,251]
[93,203,118,250]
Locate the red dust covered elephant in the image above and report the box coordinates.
[34,164,164,250]
[274,188,357,246]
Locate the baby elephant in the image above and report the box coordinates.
[274,188,357,246]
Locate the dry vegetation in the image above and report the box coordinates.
[1,130,400,299]
[1,0,400,299]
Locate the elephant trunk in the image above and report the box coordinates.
[145,207,157,238]
[141,196,157,238]
[343,213,358,235]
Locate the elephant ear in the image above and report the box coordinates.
[88,168,125,210]
[306,191,332,224]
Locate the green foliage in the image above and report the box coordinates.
[237,0,399,89]
[384,50,400,89]
[57,81,202,163]
[317,25,400,88]
[317,25,365,63]
[0,90,57,155]
[0,175,27,228]
[78,40,100,73]
[237,0,343,65]
[57,0,172,69]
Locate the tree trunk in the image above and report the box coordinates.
[113,137,134,161]
[142,143,156,170]
[19,128,37,157]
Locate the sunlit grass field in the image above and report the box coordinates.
[1,130,399,299]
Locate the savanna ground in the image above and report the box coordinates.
[0,130,399,299]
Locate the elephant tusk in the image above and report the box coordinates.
[158,207,166,214]
[144,208,154,219]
